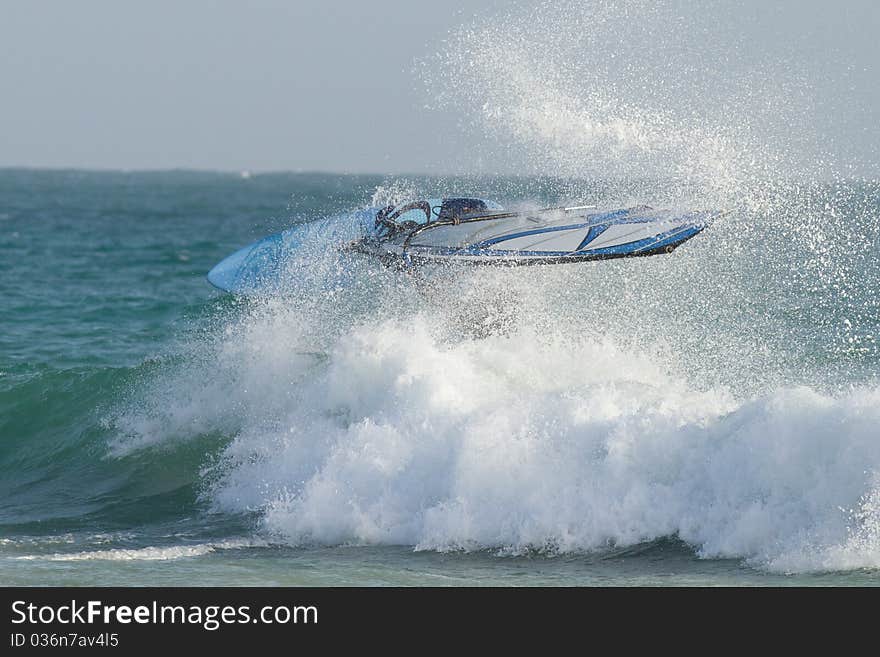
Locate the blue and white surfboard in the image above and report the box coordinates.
[208,199,715,293]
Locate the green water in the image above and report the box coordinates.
[1,169,879,585]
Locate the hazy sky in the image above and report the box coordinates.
[1,1,877,175]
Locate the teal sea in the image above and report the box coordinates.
[1,168,878,585]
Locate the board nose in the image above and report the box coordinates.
[207,232,287,294]
[207,242,256,292]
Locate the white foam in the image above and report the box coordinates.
[17,539,262,562]
[111,298,880,573]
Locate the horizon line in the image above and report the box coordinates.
[1,165,876,186]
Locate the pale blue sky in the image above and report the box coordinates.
[1,1,877,175]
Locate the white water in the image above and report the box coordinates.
[108,282,880,574]
[14,539,261,562]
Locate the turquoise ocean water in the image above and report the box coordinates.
[1,168,878,585]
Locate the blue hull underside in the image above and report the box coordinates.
[208,204,714,294]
